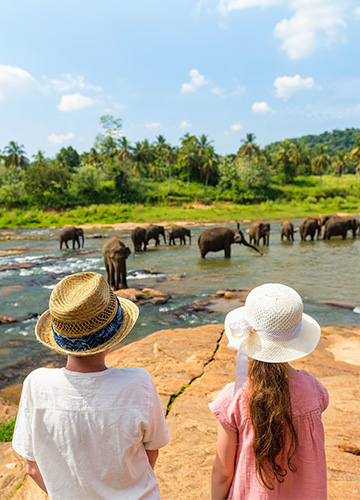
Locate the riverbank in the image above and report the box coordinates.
[1,324,359,500]
[1,198,360,229]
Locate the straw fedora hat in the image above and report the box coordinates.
[36,272,139,356]
[225,283,321,363]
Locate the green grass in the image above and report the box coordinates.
[0,175,359,229]
[0,417,16,442]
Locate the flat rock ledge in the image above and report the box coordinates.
[1,325,359,500]
[115,287,171,305]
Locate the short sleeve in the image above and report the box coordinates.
[209,383,238,432]
[12,375,35,461]
[143,375,170,450]
[316,379,329,412]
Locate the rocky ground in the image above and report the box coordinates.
[0,322,359,499]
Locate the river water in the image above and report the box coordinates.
[0,221,359,370]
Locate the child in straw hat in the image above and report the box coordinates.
[12,272,170,500]
[209,283,328,500]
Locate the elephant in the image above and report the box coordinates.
[131,227,147,252]
[59,225,84,250]
[168,226,191,245]
[323,216,359,240]
[145,225,167,247]
[102,237,131,290]
[280,221,295,242]
[197,226,263,259]
[299,217,322,241]
[247,222,270,246]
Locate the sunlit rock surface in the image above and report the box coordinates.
[1,325,359,500]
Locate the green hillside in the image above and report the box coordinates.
[265,128,360,157]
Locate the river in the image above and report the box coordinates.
[0,221,359,370]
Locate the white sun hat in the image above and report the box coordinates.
[224,283,321,392]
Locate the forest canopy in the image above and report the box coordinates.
[1,117,360,211]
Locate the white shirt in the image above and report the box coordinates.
[12,366,170,500]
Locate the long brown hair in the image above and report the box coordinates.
[248,359,298,490]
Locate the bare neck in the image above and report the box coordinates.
[65,350,110,373]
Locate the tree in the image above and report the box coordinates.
[162,144,177,190]
[238,133,260,161]
[201,145,219,186]
[238,157,272,192]
[56,146,80,172]
[312,145,330,188]
[274,140,297,185]
[4,141,29,169]
[350,136,360,181]
[178,133,198,187]
[25,151,71,199]
[331,151,348,187]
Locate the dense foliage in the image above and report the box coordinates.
[1,118,360,212]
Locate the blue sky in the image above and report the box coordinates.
[1,0,360,158]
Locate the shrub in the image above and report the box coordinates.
[0,417,16,442]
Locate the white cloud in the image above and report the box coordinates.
[48,132,75,144]
[274,74,315,100]
[219,0,281,14]
[0,65,36,101]
[252,101,272,113]
[274,0,347,60]
[57,93,95,112]
[230,123,243,131]
[180,120,192,128]
[145,121,161,128]
[354,7,360,18]
[48,73,102,92]
[212,86,226,96]
[181,69,208,93]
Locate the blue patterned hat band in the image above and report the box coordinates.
[52,297,124,352]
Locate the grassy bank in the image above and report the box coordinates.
[1,175,359,229]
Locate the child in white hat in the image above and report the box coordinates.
[209,283,328,500]
[12,272,170,500]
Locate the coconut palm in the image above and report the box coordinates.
[331,151,348,187]
[238,133,260,161]
[312,145,330,188]
[162,144,177,190]
[274,140,296,185]
[350,136,360,181]
[117,137,133,163]
[179,133,198,187]
[4,141,29,169]
[201,145,218,186]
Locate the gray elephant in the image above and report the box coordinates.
[299,218,321,241]
[59,225,84,250]
[280,221,295,242]
[145,225,167,247]
[131,227,147,252]
[323,216,359,240]
[168,226,191,245]
[197,226,263,258]
[102,237,131,290]
[248,222,270,246]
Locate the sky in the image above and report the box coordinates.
[1,0,360,158]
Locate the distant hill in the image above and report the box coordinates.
[265,128,360,157]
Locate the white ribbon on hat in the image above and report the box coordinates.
[227,318,302,395]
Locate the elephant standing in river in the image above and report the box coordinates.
[299,218,322,241]
[102,237,131,290]
[281,221,295,242]
[168,226,191,245]
[248,222,270,246]
[197,226,263,258]
[323,216,359,240]
[145,225,167,247]
[131,227,147,252]
[59,225,84,250]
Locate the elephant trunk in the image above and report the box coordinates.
[189,233,191,245]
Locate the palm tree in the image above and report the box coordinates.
[238,133,260,161]
[4,141,29,169]
[312,145,330,188]
[350,136,360,181]
[331,151,348,187]
[117,137,133,163]
[162,144,177,190]
[201,145,218,186]
[179,133,198,187]
[274,140,295,185]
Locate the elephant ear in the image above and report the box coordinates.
[125,247,131,258]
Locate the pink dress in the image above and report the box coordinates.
[209,370,329,500]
